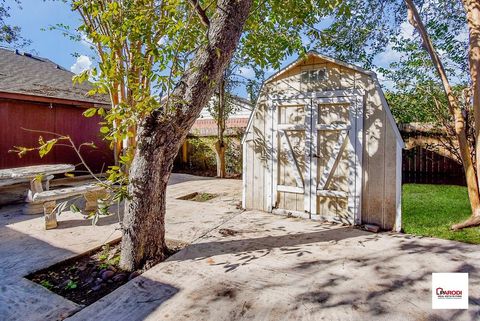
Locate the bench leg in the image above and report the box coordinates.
[43,175,54,191]
[84,189,107,212]
[23,202,44,215]
[23,179,45,215]
[44,201,58,230]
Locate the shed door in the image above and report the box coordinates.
[271,99,310,214]
[271,95,363,224]
[308,96,363,224]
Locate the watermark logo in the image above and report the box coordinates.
[432,273,468,309]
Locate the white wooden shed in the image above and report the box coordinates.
[242,52,404,231]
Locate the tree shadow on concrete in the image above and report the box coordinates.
[172,226,480,321]
[169,226,369,270]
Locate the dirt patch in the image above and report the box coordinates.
[26,239,186,307]
[177,192,218,202]
[218,228,240,236]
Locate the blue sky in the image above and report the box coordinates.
[8,0,94,70]
[6,0,406,96]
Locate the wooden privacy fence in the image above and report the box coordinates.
[402,146,466,186]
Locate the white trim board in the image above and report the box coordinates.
[241,141,247,209]
[395,140,403,232]
[371,74,405,147]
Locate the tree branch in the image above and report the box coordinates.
[188,0,210,28]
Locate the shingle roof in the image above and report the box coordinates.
[0,48,109,105]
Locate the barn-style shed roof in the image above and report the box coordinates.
[242,51,404,147]
[0,48,108,105]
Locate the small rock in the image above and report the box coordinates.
[364,224,380,233]
[59,279,72,288]
[128,271,140,281]
[98,269,107,276]
[112,273,127,282]
[107,279,113,284]
[91,284,104,292]
[101,270,115,280]
[218,228,238,236]
[85,277,94,284]
[95,277,103,285]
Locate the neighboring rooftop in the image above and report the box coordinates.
[198,95,253,119]
[0,48,108,105]
[191,95,253,137]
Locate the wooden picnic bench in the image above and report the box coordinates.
[0,164,73,213]
[32,184,107,229]
[0,164,75,192]
[0,164,107,229]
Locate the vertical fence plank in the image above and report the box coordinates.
[402,146,465,186]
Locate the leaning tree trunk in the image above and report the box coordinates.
[119,121,178,271]
[406,0,480,230]
[214,76,227,178]
[455,0,480,230]
[119,0,253,271]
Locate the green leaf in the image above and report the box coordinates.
[39,139,58,158]
[92,212,99,226]
[100,126,110,134]
[70,204,81,213]
[83,108,97,117]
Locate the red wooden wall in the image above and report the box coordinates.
[0,100,114,174]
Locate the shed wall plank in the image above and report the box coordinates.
[383,120,398,229]
[363,78,386,227]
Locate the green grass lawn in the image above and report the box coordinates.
[402,184,480,244]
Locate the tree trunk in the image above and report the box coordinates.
[454,0,480,230]
[405,0,480,230]
[119,0,253,271]
[216,76,227,178]
[119,120,177,271]
[214,140,226,178]
[464,0,480,178]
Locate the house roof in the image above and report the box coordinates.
[266,51,375,84]
[242,52,404,147]
[191,95,252,137]
[189,118,249,137]
[0,48,109,105]
[198,94,253,119]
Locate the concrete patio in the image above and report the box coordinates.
[0,174,479,321]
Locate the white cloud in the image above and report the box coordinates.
[373,21,414,68]
[455,28,469,43]
[70,55,92,74]
[399,21,414,39]
[374,43,403,67]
